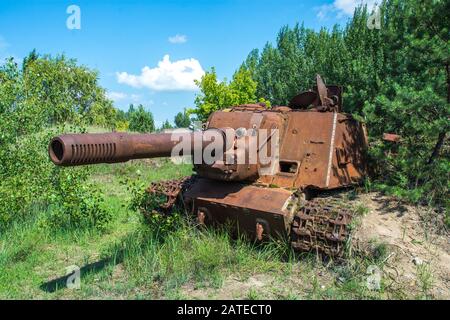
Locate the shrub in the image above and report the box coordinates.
[0,125,112,231]
[43,167,111,230]
[128,105,155,133]
[174,110,191,128]
[127,178,181,235]
[114,120,129,132]
[0,56,112,231]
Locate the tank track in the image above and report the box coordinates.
[144,176,194,214]
[290,197,353,258]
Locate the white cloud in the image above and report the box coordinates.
[106,91,127,101]
[335,0,377,15]
[116,54,205,91]
[168,34,187,44]
[316,4,335,20]
[107,92,146,105]
[317,0,378,20]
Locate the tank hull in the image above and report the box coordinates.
[145,176,354,257]
[182,178,296,239]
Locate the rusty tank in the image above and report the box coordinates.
[48,75,368,257]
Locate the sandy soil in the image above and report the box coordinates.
[352,193,449,299]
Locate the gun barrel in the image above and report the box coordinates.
[49,129,230,166]
[49,132,187,166]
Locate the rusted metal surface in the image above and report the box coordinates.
[230,104,266,112]
[290,197,353,257]
[257,111,367,190]
[48,129,230,166]
[144,177,194,214]
[49,132,186,166]
[183,178,296,239]
[383,133,401,143]
[289,74,342,112]
[256,223,264,241]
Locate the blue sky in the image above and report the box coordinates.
[0,0,369,127]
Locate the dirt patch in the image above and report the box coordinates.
[352,193,450,299]
[182,274,276,299]
[179,269,334,300]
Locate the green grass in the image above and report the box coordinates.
[416,264,434,300]
[0,158,193,299]
[0,158,428,300]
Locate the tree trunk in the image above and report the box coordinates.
[427,63,449,165]
[427,131,446,165]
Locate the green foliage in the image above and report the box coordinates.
[127,178,181,235]
[361,0,449,206]
[19,51,117,127]
[240,0,449,206]
[242,9,385,112]
[113,109,130,131]
[0,130,53,225]
[416,264,434,299]
[0,54,112,230]
[160,120,174,131]
[43,166,111,230]
[189,67,270,122]
[174,109,191,128]
[128,104,155,133]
